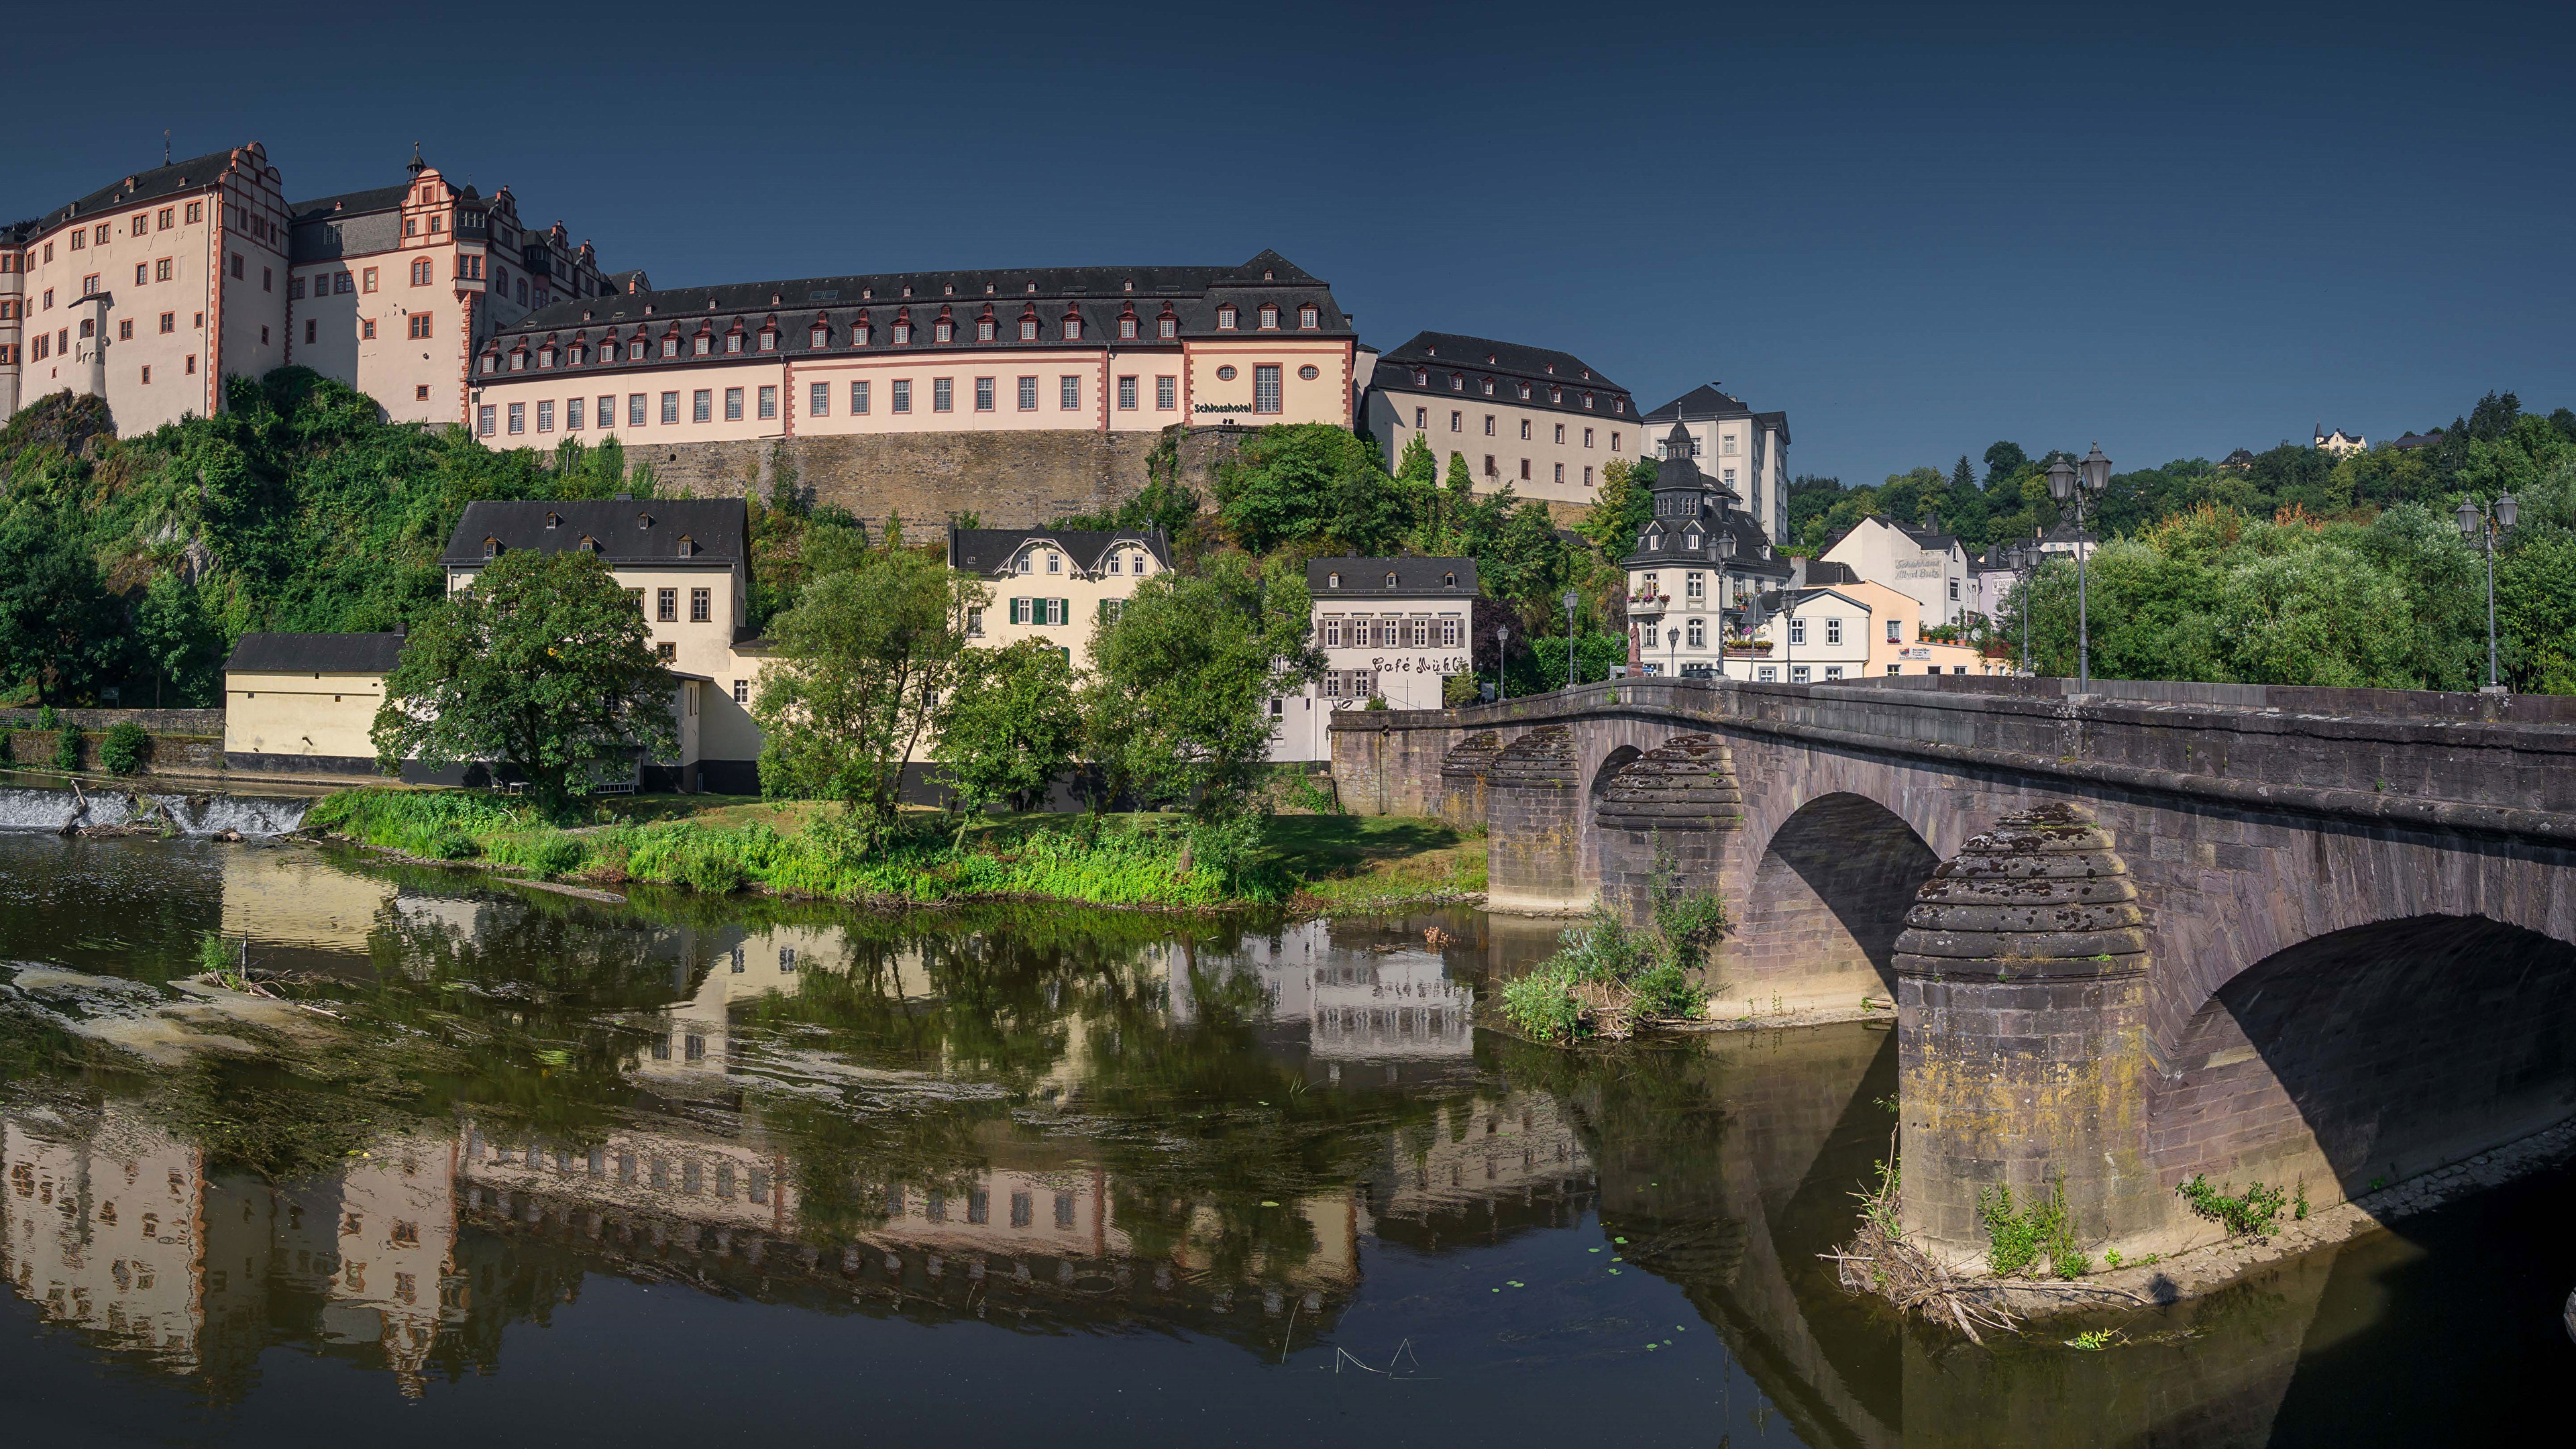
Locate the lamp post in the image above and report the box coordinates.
[2456,492,2519,693]
[1561,588,1580,691]
[2044,444,2113,691]
[1713,531,1737,682]
[1666,626,1680,680]
[2006,543,2036,675]
[1496,624,1511,702]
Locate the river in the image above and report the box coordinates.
[0,818,2566,1446]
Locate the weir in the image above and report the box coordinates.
[0,781,313,837]
[1331,674,2576,1268]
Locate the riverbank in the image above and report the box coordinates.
[301,787,1485,913]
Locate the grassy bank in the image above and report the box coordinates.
[302,789,1481,912]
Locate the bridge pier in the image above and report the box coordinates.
[1594,733,1740,929]
[1436,731,1503,831]
[1483,726,1591,914]
[1892,804,2155,1255]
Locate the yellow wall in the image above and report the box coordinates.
[224,669,387,757]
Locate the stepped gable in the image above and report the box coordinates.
[1484,725,1577,787]
[1439,731,1504,780]
[1892,803,2148,981]
[1595,733,1741,833]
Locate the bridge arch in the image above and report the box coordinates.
[2145,914,2576,1222]
[1724,791,1940,1014]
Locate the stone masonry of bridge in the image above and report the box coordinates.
[1331,674,2576,1271]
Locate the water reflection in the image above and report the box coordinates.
[1,833,2570,1445]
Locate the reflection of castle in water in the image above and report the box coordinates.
[1173,920,1476,1069]
[4,1108,462,1395]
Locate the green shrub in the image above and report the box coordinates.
[51,722,81,771]
[2175,1175,2287,1238]
[37,706,58,731]
[1497,849,1726,1042]
[425,828,478,860]
[1981,1177,2089,1279]
[99,722,152,775]
[1499,959,1586,1042]
[0,731,12,764]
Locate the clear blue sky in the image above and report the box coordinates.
[13,1,2571,486]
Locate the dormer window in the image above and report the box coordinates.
[577,536,598,553]
[1613,398,1625,415]
[893,317,912,345]
[694,333,710,356]
[758,328,777,352]
[1158,311,1177,339]
[1583,393,1595,410]
[1384,572,1398,588]
[812,325,829,347]
[1020,309,1040,341]
[480,354,498,375]
[1299,305,1318,329]
[1413,369,1427,386]
[539,346,555,367]
[1257,304,1279,329]
[1326,572,1340,589]
[659,335,678,358]
[1061,312,1081,341]
[1550,386,1563,405]
[725,331,743,354]
[570,345,586,365]
[509,350,527,371]
[544,512,561,529]
[934,317,954,343]
[482,537,501,559]
[1442,572,1456,588]
[1481,378,1494,396]
[628,338,646,360]
[676,535,694,557]
[977,315,996,342]
[1450,374,1464,392]
[1216,305,1238,330]
[1517,382,1531,400]
[637,513,653,531]
[854,321,871,345]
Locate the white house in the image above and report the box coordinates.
[1269,557,1478,762]
[1817,513,1972,629]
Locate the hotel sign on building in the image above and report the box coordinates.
[466,250,1356,448]
[1269,557,1477,762]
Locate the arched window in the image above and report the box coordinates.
[1442,572,1456,588]
[1384,572,1397,587]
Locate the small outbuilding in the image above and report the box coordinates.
[222,631,406,777]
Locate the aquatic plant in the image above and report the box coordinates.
[1499,849,1725,1042]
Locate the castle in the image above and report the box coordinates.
[3,142,1785,528]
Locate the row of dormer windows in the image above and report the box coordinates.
[1406,367,1621,413]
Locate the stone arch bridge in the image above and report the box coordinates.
[1330,675,2576,1263]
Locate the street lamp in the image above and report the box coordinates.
[2456,492,2519,693]
[2006,543,2037,676]
[1496,624,1511,702]
[1561,589,1580,691]
[1666,626,1680,680]
[2044,444,2113,692]
[1713,531,1738,682]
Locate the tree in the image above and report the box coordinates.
[1951,455,1976,496]
[753,544,983,833]
[1084,551,1322,824]
[1982,441,2030,488]
[932,639,1083,831]
[1210,424,1405,555]
[134,571,221,707]
[0,511,124,705]
[373,547,678,812]
[1578,457,1655,557]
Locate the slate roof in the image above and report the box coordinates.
[1801,559,1862,586]
[482,251,1351,365]
[1642,386,1794,446]
[289,179,475,226]
[2390,431,2445,451]
[25,146,267,238]
[442,498,748,566]
[1307,557,1481,597]
[224,632,407,675]
[1369,333,1630,416]
[948,528,1173,578]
